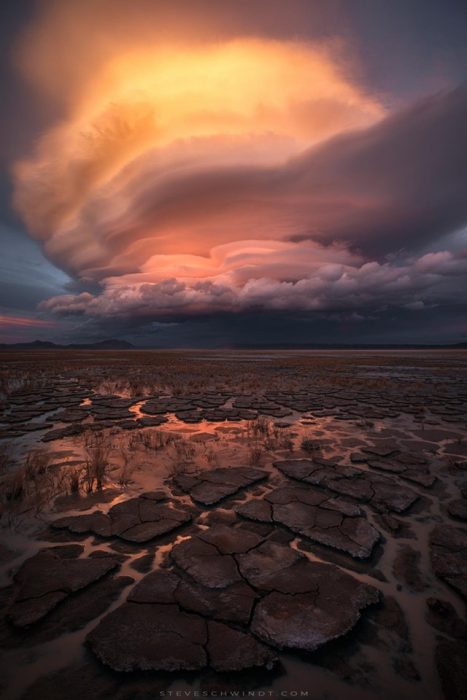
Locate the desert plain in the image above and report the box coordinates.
[0,349,466,700]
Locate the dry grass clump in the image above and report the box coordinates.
[116,448,135,488]
[0,368,50,398]
[167,439,196,469]
[443,455,466,473]
[0,449,59,522]
[248,444,264,465]
[246,416,271,439]
[246,416,294,455]
[67,467,81,495]
[83,431,111,492]
[163,433,207,477]
[96,377,155,398]
[57,430,114,496]
[300,436,323,457]
[0,444,13,475]
[130,430,176,452]
[264,425,295,452]
[203,443,218,466]
[0,428,140,517]
[0,373,12,398]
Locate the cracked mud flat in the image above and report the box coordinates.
[0,349,467,700]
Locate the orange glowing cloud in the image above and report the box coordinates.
[13,26,384,276]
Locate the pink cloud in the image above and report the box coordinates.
[40,248,467,319]
[0,314,57,328]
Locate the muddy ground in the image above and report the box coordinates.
[0,349,466,700]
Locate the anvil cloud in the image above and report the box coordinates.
[8,0,467,331]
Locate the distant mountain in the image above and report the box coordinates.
[1,339,466,351]
[0,339,135,350]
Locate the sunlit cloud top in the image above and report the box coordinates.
[13,35,383,271]
[5,0,467,335]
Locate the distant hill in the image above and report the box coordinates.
[0,339,135,350]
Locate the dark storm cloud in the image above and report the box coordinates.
[64,303,467,348]
[288,83,467,255]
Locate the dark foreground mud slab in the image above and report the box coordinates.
[174,529,379,651]
[357,445,436,488]
[20,661,169,700]
[52,492,193,543]
[237,485,380,559]
[87,602,208,671]
[88,599,277,673]
[6,549,120,627]
[1,575,133,648]
[275,459,419,512]
[170,533,246,588]
[129,569,257,625]
[447,498,467,521]
[87,527,378,675]
[430,524,467,599]
[237,541,380,650]
[425,598,467,639]
[435,639,467,700]
[173,467,268,505]
[206,620,277,672]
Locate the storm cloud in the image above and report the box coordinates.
[27,86,467,320]
[2,0,467,343]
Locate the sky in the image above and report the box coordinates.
[1,0,467,346]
